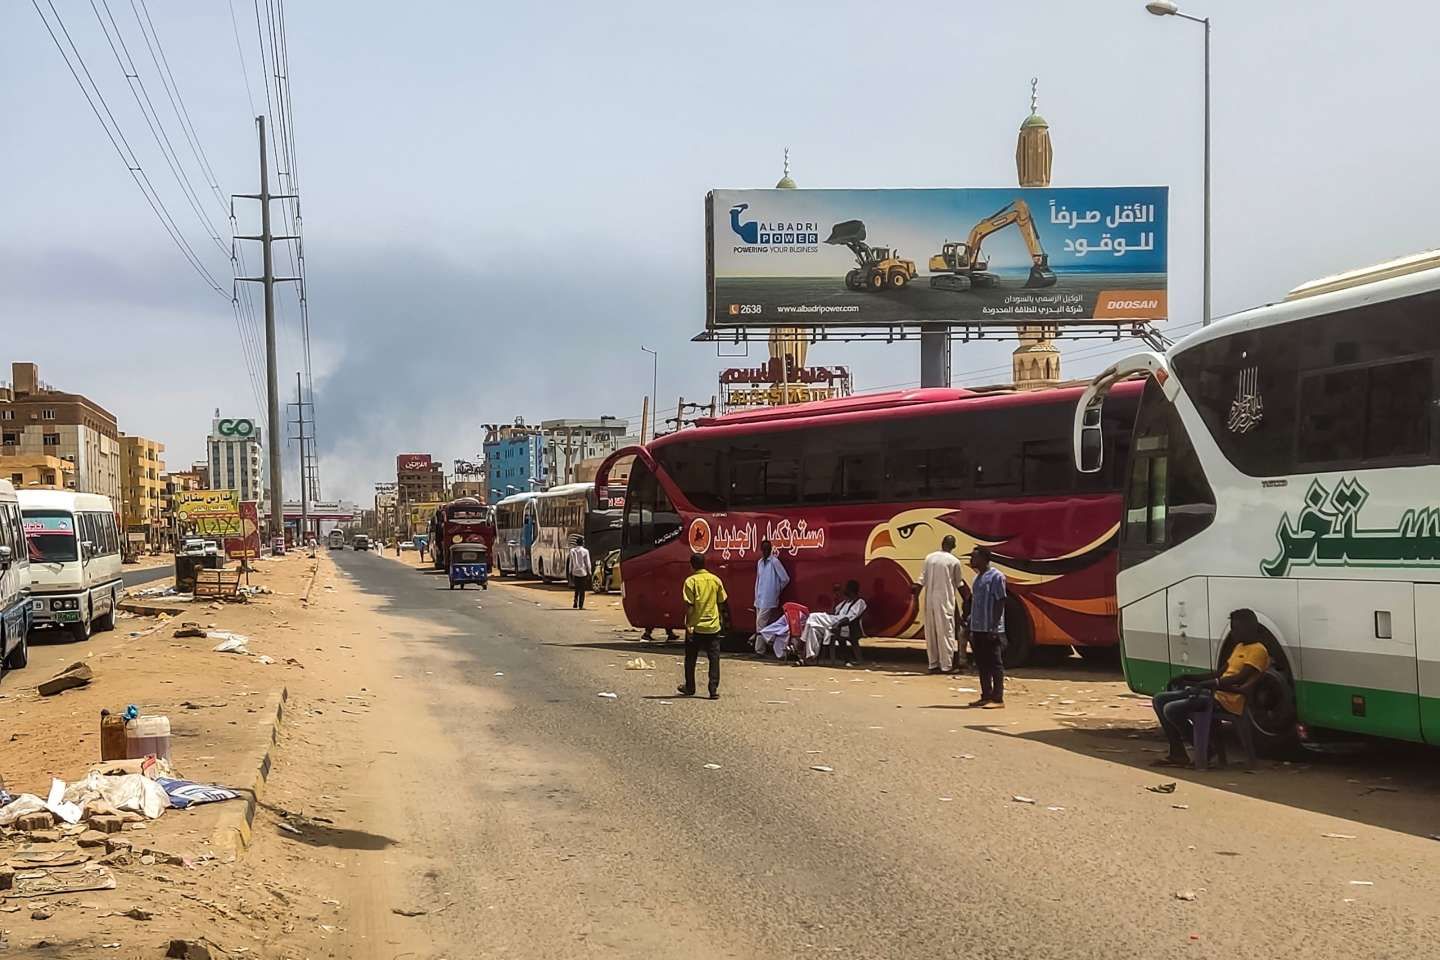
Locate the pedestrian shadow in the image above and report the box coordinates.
[967,721,1440,840]
[260,802,397,851]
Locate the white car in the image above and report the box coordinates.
[400,541,415,551]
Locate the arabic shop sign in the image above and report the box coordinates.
[1262,478,1440,577]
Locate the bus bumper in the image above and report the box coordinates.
[31,593,85,627]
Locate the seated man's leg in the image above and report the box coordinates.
[1153,689,1203,760]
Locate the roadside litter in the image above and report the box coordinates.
[209,632,251,654]
[597,692,619,699]
[624,658,656,670]
[1146,782,1178,794]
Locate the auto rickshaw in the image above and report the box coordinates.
[447,542,490,590]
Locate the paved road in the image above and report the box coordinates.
[122,564,173,588]
[326,549,1440,960]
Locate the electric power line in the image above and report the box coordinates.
[33,0,226,296]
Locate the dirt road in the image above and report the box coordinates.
[224,550,1440,960]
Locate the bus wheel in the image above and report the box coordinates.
[1245,668,1301,757]
[71,606,93,643]
[1000,597,1034,668]
[4,628,26,670]
[94,591,117,632]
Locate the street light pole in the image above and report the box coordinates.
[640,345,658,440]
[1146,0,1211,326]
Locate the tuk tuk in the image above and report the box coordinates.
[448,542,489,590]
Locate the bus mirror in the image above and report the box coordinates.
[1078,407,1104,474]
[81,540,94,562]
[0,545,10,567]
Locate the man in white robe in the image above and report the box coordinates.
[914,535,965,674]
[801,582,867,663]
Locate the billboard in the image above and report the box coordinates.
[397,454,433,472]
[224,501,261,559]
[174,489,240,519]
[706,187,1167,328]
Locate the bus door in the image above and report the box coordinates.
[1414,585,1440,744]
[522,502,537,567]
[1165,577,1210,676]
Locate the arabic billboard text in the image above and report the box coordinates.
[174,489,241,520]
[706,186,1167,329]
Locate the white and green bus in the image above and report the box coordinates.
[1073,250,1440,748]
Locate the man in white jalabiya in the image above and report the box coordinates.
[751,539,791,658]
[800,580,867,665]
[914,535,966,674]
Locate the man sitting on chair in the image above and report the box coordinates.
[800,580,867,665]
[1151,608,1271,768]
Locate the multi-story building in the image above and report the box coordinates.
[2,454,76,490]
[119,434,166,552]
[539,417,629,487]
[450,479,487,501]
[395,454,445,536]
[190,461,210,489]
[206,413,264,507]
[0,361,121,505]
[483,421,546,502]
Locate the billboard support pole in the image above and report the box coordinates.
[919,324,952,388]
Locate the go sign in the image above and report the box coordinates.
[217,418,256,438]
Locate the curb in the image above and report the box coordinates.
[301,560,322,605]
[210,684,289,857]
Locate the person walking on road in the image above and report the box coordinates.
[752,539,790,657]
[965,547,1008,708]
[914,535,966,674]
[567,536,593,610]
[679,553,727,700]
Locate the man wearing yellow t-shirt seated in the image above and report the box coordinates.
[679,552,728,700]
[1152,608,1271,768]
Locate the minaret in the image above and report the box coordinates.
[769,149,806,394]
[1012,79,1061,389]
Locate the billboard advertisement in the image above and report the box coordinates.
[397,454,433,472]
[224,501,261,559]
[706,187,1167,328]
[174,489,241,519]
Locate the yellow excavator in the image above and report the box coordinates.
[825,220,918,292]
[928,199,1057,292]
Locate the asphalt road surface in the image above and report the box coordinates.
[320,549,1440,960]
[122,563,173,587]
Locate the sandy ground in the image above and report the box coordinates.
[225,548,1440,960]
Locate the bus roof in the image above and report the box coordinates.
[16,490,114,512]
[1169,249,1440,362]
[536,483,595,497]
[495,491,540,506]
[649,380,1127,448]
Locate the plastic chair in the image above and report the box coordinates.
[781,602,810,663]
[1192,690,1258,770]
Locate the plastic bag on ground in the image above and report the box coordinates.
[155,777,243,809]
[0,794,49,825]
[210,632,251,654]
[61,771,169,819]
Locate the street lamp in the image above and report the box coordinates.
[640,345,658,441]
[1146,0,1211,327]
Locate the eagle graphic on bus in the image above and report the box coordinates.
[860,507,1121,650]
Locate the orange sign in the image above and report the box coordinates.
[1091,290,1168,320]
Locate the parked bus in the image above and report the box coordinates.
[0,481,33,672]
[530,483,597,582]
[597,383,1140,665]
[1073,250,1440,749]
[19,490,124,642]
[494,492,539,577]
[429,497,496,570]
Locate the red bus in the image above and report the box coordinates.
[595,382,1141,665]
[429,497,496,570]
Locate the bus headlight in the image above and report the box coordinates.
[50,598,79,611]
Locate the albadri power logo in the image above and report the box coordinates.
[728,203,818,251]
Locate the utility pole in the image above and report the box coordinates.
[235,116,298,544]
[289,372,313,543]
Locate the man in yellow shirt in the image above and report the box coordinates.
[1152,608,1272,768]
[679,553,727,700]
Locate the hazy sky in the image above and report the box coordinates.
[5,0,1438,504]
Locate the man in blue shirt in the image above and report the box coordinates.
[964,546,1008,709]
[751,539,791,657]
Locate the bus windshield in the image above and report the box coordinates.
[24,510,78,563]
